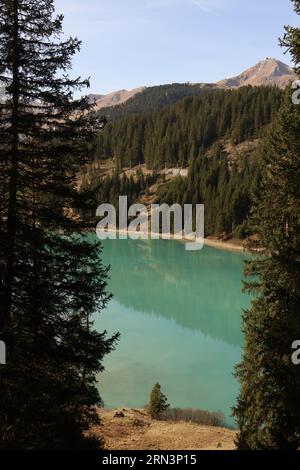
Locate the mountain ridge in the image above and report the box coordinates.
[88,86,146,111]
[89,59,295,113]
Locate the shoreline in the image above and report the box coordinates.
[203,237,246,253]
[95,227,247,253]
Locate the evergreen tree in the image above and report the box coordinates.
[149,383,170,420]
[234,0,300,449]
[0,0,118,449]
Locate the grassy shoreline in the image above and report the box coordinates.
[91,408,237,450]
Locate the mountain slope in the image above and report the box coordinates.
[83,86,282,241]
[89,87,145,111]
[217,58,296,89]
[96,83,214,120]
[94,86,282,169]
[90,59,294,120]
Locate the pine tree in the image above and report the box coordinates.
[0,0,118,449]
[149,383,169,420]
[234,0,300,449]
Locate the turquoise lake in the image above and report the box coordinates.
[94,238,250,427]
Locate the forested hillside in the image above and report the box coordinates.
[94,86,282,169]
[97,83,215,121]
[156,143,261,238]
[83,86,283,239]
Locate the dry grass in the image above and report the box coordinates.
[91,408,237,451]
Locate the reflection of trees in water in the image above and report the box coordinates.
[100,238,248,347]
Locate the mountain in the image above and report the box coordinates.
[89,59,294,120]
[95,83,214,120]
[88,87,145,111]
[87,93,104,104]
[217,58,296,89]
[0,59,295,109]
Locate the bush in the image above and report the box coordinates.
[162,408,225,427]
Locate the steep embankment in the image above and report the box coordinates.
[91,408,236,451]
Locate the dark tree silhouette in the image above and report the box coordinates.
[0,0,118,449]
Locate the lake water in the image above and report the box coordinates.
[94,238,250,427]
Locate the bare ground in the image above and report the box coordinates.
[91,408,237,451]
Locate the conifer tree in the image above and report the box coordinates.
[234,0,300,449]
[149,383,169,420]
[0,0,118,449]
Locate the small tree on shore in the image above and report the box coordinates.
[149,383,169,420]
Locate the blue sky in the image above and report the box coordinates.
[55,0,298,95]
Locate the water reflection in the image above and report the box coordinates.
[100,238,249,347]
